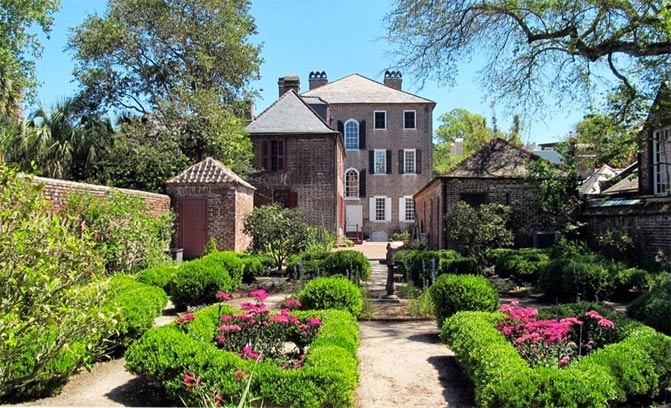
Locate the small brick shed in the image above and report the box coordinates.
[166,157,256,259]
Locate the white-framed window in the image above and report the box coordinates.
[344,168,359,198]
[653,127,671,194]
[374,111,386,129]
[369,196,391,222]
[399,196,415,222]
[374,149,386,174]
[344,119,359,150]
[403,149,416,174]
[403,110,416,129]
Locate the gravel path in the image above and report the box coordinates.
[355,320,473,408]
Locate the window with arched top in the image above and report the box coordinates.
[345,168,359,198]
[344,119,359,150]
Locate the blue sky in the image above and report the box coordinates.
[32,0,588,144]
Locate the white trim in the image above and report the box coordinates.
[403,149,416,174]
[403,110,416,129]
[344,167,360,198]
[373,110,387,130]
[384,197,392,222]
[344,118,359,151]
[400,195,415,222]
[373,149,387,174]
[653,127,671,195]
[370,195,390,223]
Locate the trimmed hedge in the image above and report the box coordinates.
[628,274,671,335]
[298,276,364,318]
[286,250,370,284]
[393,249,477,286]
[494,247,550,284]
[136,264,177,292]
[430,274,499,328]
[442,311,671,407]
[125,307,359,408]
[204,251,263,285]
[170,254,235,310]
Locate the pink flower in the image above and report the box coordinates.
[217,324,242,333]
[308,317,322,327]
[240,346,261,360]
[175,313,195,326]
[286,298,302,309]
[235,370,244,381]
[183,371,200,388]
[558,356,571,367]
[216,291,232,301]
[250,289,269,301]
[560,317,583,326]
[585,310,604,320]
[597,318,615,328]
[214,393,223,407]
[220,315,233,323]
[216,336,226,345]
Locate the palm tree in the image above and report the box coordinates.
[0,64,24,123]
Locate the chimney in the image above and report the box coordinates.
[244,100,254,124]
[278,75,300,97]
[309,71,328,90]
[384,70,402,90]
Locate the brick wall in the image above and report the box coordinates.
[34,176,170,217]
[414,179,443,249]
[584,198,671,265]
[330,102,434,237]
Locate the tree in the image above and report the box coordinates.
[509,114,523,147]
[433,108,493,173]
[68,0,261,175]
[566,113,638,168]
[386,0,671,113]
[243,204,310,272]
[0,0,60,111]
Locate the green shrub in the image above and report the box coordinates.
[430,274,499,328]
[286,251,330,279]
[137,264,177,292]
[170,255,234,309]
[538,254,616,301]
[104,275,168,349]
[321,250,371,283]
[125,307,359,408]
[393,249,461,285]
[199,251,262,286]
[613,266,651,298]
[298,276,363,317]
[202,236,219,255]
[441,256,478,275]
[495,248,550,284]
[484,248,516,266]
[628,274,671,335]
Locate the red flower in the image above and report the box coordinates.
[235,370,244,381]
[216,291,232,301]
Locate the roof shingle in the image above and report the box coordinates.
[302,74,434,104]
[166,157,255,189]
[246,90,336,134]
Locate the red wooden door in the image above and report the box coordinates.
[179,198,208,259]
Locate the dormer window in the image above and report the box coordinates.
[653,127,671,194]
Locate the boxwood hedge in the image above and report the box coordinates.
[441,311,671,407]
[298,276,364,318]
[125,307,359,408]
[393,249,478,286]
[430,274,499,328]
[286,250,370,284]
[169,254,235,310]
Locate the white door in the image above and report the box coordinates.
[345,205,363,232]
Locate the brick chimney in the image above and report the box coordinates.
[278,75,300,97]
[244,100,254,124]
[384,70,402,90]
[309,71,328,90]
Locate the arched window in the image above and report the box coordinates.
[344,119,359,150]
[345,168,359,198]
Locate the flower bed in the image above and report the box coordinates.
[441,309,671,407]
[125,291,359,408]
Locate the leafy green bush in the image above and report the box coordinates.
[104,275,168,349]
[286,250,330,279]
[199,251,262,286]
[628,274,671,335]
[613,266,651,298]
[321,250,371,283]
[298,276,364,317]
[202,236,219,255]
[0,164,114,400]
[63,190,173,273]
[442,256,478,275]
[125,307,359,408]
[170,254,234,310]
[393,249,462,285]
[484,248,516,266]
[430,274,499,328]
[137,264,177,292]
[538,255,615,301]
[495,247,550,284]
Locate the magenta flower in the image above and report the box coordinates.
[250,289,269,301]
[308,317,322,327]
[235,370,244,381]
[183,371,200,388]
[175,313,195,326]
[558,356,571,367]
[585,310,604,320]
[220,315,233,323]
[286,298,302,309]
[240,346,261,360]
[216,291,232,301]
[217,324,242,333]
[597,318,615,328]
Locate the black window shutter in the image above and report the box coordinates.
[359,120,366,149]
[359,171,366,197]
[416,149,422,173]
[398,149,404,174]
[386,150,392,174]
[369,150,374,174]
[337,120,344,134]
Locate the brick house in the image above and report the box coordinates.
[414,138,555,249]
[584,84,671,264]
[166,157,255,259]
[302,71,435,241]
[246,87,345,235]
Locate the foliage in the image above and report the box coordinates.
[594,226,636,262]
[407,287,435,318]
[0,164,113,399]
[170,254,235,310]
[63,190,173,273]
[320,250,371,284]
[430,274,499,328]
[286,251,330,279]
[526,157,581,230]
[433,108,494,173]
[391,230,410,241]
[385,0,671,115]
[305,226,338,254]
[104,275,168,349]
[494,247,550,285]
[243,204,310,272]
[298,277,364,318]
[203,236,219,256]
[125,307,359,408]
[445,202,514,263]
[568,113,639,168]
[205,251,262,286]
[393,249,476,286]
[628,274,671,335]
[136,264,177,293]
[0,0,60,111]
[441,310,671,407]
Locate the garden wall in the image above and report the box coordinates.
[34,175,171,217]
[584,197,671,265]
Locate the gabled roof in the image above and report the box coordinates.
[301,73,434,104]
[166,157,255,189]
[580,164,620,195]
[442,138,553,178]
[246,90,336,134]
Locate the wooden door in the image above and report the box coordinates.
[179,198,208,259]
